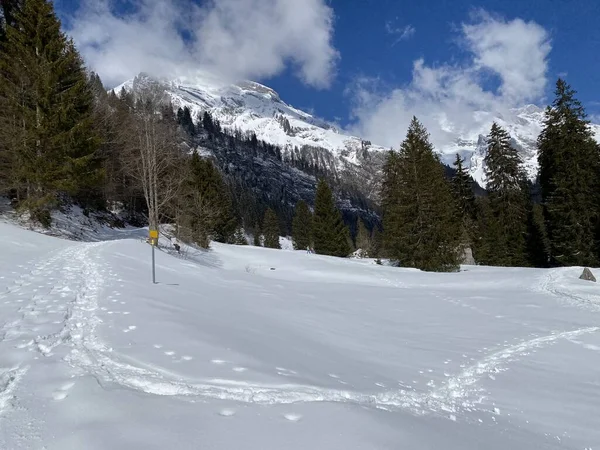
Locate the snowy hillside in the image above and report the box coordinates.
[1,220,600,449]
[116,73,386,174]
[115,73,600,188]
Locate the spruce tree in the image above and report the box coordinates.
[253,222,262,247]
[312,179,351,257]
[233,227,248,245]
[381,117,460,272]
[355,218,373,257]
[537,79,600,266]
[451,153,477,256]
[452,154,476,224]
[483,123,529,266]
[0,0,101,219]
[262,208,281,249]
[292,200,313,250]
[178,152,235,248]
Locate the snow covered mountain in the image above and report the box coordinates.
[116,73,600,189]
[116,73,387,173]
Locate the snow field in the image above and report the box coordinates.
[0,221,599,449]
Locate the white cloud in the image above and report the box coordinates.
[385,21,415,44]
[65,0,339,88]
[349,13,551,151]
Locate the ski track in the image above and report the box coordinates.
[0,241,106,417]
[535,268,600,311]
[2,239,600,428]
[68,321,600,419]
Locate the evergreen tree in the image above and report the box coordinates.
[253,222,262,246]
[292,200,313,250]
[451,153,477,255]
[537,79,600,266]
[177,152,235,248]
[0,0,21,41]
[355,218,373,258]
[233,227,248,245]
[177,106,195,136]
[262,208,281,249]
[0,0,102,221]
[452,154,476,225]
[312,179,351,257]
[526,203,550,267]
[482,123,529,266]
[381,117,460,272]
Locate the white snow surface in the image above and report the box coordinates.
[1,219,600,449]
[114,74,600,187]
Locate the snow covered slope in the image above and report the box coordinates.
[116,73,600,188]
[116,73,386,174]
[1,221,600,449]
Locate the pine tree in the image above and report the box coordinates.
[253,222,262,247]
[312,179,351,257]
[381,117,460,272]
[451,153,477,258]
[482,123,529,266]
[262,208,281,249]
[233,227,248,245]
[292,200,313,250]
[0,0,102,221]
[177,152,235,248]
[452,154,476,224]
[537,79,600,266]
[355,218,373,258]
[0,0,21,42]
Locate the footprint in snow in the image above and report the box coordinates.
[276,367,297,376]
[328,373,340,379]
[283,413,302,422]
[182,356,193,361]
[165,351,176,356]
[123,326,136,333]
[211,359,227,365]
[52,381,76,401]
[153,344,163,349]
[219,409,236,417]
[232,367,247,373]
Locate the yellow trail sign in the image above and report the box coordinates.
[149,230,159,239]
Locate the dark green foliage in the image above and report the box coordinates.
[253,222,262,246]
[480,123,529,266]
[355,218,373,257]
[381,117,461,272]
[313,179,351,257]
[292,200,312,250]
[233,227,248,245]
[526,203,550,267]
[0,0,21,41]
[262,208,281,249]
[177,152,236,248]
[0,0,102,218]
[177,106,196,136]
[537,79,600,266]
[452,154,476,225]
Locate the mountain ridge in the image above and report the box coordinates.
[114,73,600,189]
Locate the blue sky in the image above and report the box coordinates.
[57,0,599,146]
[265,0,600,123]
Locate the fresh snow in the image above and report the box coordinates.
[114,74,600,188]
[1,220,600,449]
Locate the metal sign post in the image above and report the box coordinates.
[149,229,159,284]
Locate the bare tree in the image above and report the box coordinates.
[121,81,184,231]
